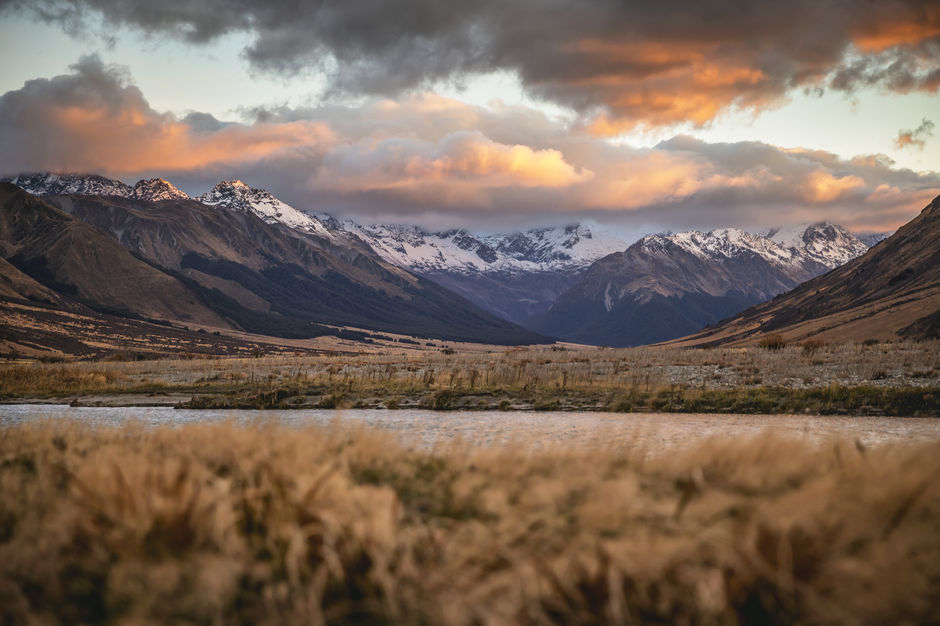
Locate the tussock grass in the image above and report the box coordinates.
[1,420,939,624]
[0,364,128,396]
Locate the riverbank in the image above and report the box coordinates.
[1,419,938,624]
[2,342,938,415]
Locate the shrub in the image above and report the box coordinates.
[757,333,787,351]
[801,339,826,355]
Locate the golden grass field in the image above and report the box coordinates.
[1,419,938,624]
[2,341,938,414]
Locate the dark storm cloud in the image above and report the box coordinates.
[5,0,939,130]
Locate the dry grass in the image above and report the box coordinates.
[0,364,129,396]
[2,341,939,414]
[1,420,939,624]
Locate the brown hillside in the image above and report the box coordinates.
[0,184,228,328]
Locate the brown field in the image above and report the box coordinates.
[1,420,938,624]
[2,340,938,415]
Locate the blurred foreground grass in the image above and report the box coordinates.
[1,420,938,624]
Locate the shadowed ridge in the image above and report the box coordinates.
[0,183,227,327]
[38,188,549,345]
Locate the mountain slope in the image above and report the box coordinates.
[527,224,872,347]
[0,184,227,326]
[672,194,940,345]
[39,191,545,344]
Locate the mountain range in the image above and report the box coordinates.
[340,222,629,323]
[2,171,910,353]
[0,178,548,353]
[526,224,873,346]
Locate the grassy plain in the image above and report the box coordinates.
[1,341,938,415]
[1,420,938,624]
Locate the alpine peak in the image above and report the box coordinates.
[130,178,190,202]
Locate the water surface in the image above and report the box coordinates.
[3,404,938,453]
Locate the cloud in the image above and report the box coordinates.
[1,59,937,233]
[5,0,939,131]
[313,131,593,202]
[0,55,334,174]
[895,118,935,150]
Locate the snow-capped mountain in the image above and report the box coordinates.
[527,224,875,346]
[648,222,868,274]
[1,171,883,336]
[765,222,869,268]
[340,222,628,275]
[198,180,334,239]
[335,222,629,322]
[130,178,189,202]
[2,172,190,203]
[3,172,133,197]
[0,180,545,347]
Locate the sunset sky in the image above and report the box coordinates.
[1,0,938,234]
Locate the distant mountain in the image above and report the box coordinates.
[342,222,629,322]
[4,172,190,203]
[4,172,132,197]
[764,222,869,267]
[858,232,892,248]
[343,222,627,274]
[527,224,874,347]
[672,195,940,346]
[5,180,545,345]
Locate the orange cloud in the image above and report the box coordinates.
[568,39,777,133]
[315,131,593,198]
[804,171,865,203]
[852,8,940,52]
[47,105,334,173]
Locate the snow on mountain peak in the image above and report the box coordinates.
[341,222,629,274]
[130,178,189,202]
[199,180,333,239]
[640,222,869,271]
[3,172,133,197]
[766,222,868,267]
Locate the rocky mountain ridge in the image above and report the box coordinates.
[199,180,335,239]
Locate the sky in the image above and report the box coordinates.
[0,0,938,235]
